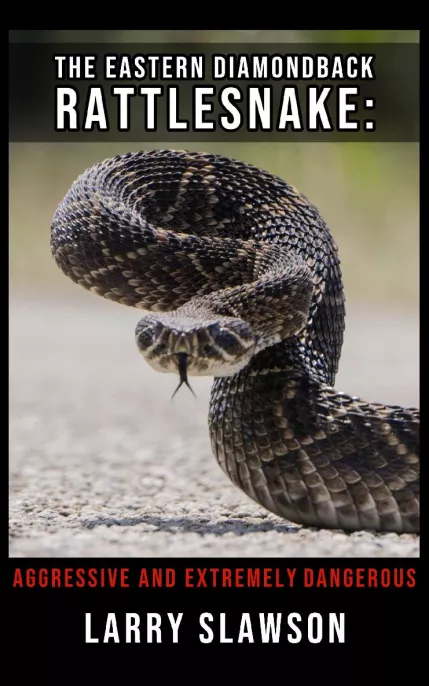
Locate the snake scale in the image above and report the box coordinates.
[50,149,419,534]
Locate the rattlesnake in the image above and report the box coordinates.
[50,149,419,534]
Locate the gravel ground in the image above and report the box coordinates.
[9,292,419,557]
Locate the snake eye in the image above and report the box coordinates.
[201,342,213,355]
[136,327,154,350]
[216,330,241,354]
[208,320,254,356]
[208,323,221,338]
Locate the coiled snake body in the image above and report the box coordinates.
[51,150,419,534]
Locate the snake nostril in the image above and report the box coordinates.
[170,332,190,354]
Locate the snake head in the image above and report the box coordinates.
[135,313,256,378]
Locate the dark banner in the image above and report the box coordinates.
[9,558,418,655]
[9,43,419,142]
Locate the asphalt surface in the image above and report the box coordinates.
[9,292,419,557]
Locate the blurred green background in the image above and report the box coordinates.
[9,30,419,308]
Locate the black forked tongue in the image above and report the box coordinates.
[172,353,196,399]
